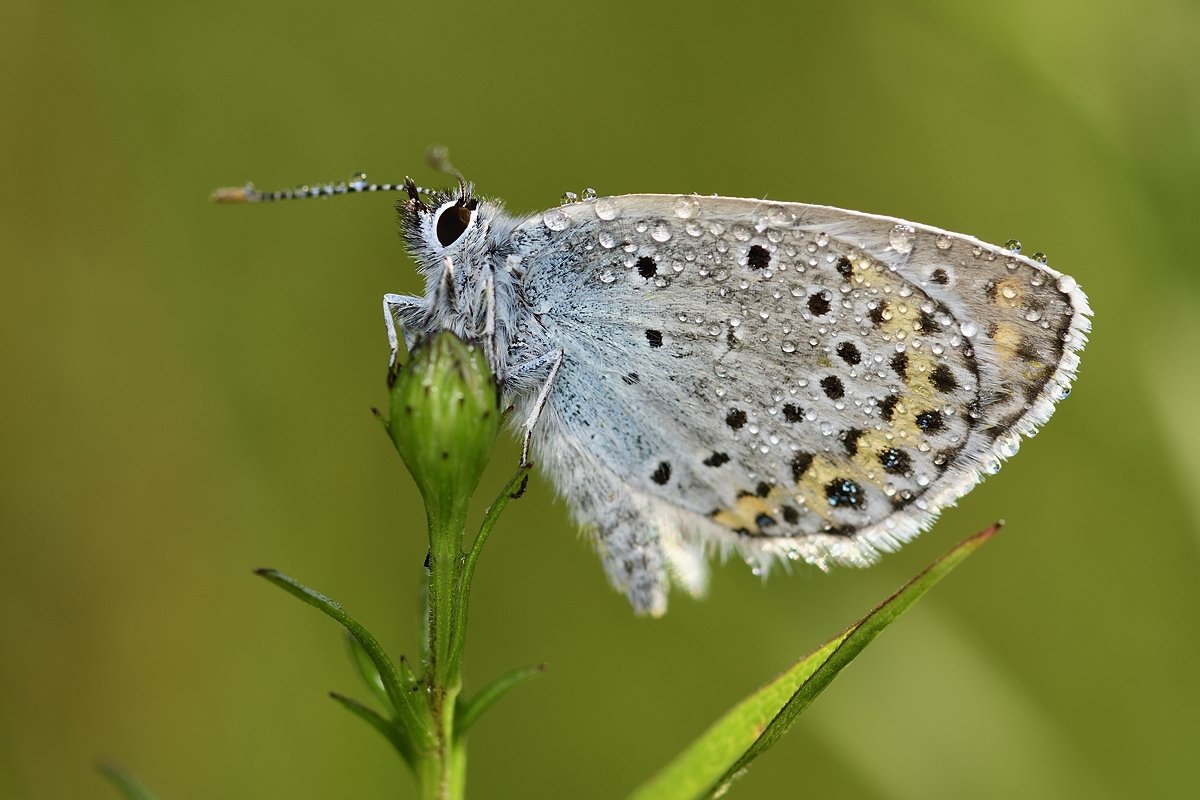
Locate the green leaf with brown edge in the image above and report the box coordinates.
[625,523,1001,800]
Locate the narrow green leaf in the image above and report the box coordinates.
[256,568,435,751]
[345,631,395,713]
[455,663,548,737]
[447,464,531,676]
[330,692,416,766]
[626,523,1000,800]
[96,761,159,800]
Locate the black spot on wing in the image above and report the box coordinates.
[836,342,861,366]
[869,300,889,326]
[929,364,958,393]
[879,447,911,474]
[782,403,804,423]
[790,452,813,482]
[807,291,831,317]
[916,410,945,432]
[879,394,900,422]
[918,310,941,334]
[636,256,657,278]
[826,478,864,508]
[820,376,845,400]
[754,512,777,530]
[840,428,864,457]
[645,329,663,348]
[747,245,770,270]
[836,256,853,277]
[726,409,747,430]
[703,451,730,467]
[651,461,672,485]
[890,351,909,379]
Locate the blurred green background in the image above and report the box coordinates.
[3,1,1198,798]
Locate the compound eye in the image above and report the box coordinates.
[434,202,474,247]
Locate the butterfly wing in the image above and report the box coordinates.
[507,194,1090,614]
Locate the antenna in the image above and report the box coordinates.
[426,145,470,199]
[210,172,436,204]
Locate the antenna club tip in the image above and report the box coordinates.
[210,184,256,203]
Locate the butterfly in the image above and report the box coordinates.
[213,169,1090,615]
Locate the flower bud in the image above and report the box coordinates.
[387,332,499,522]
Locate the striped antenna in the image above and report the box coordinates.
[210,172,436,204]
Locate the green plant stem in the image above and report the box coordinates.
[423,502,469,800]
[448,466,530,676]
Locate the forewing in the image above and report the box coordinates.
[511,194,1089,573]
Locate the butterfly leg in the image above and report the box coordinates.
[382,293,425,366]
[505,349,564,467]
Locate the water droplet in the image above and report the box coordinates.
[1032,251,1047,263]
[349,172,368,188]
[1001,285,1017,299]
[1024,308,1042,322]
[560,191,578,204]
[598,230,617,249]
[732,225,752,241]
[599,268,616,284]
[889,224,916,254]
[768,206,794,226]
[1004,239,1022,253]
[960,321,978,338]
[583,187,597,200]
[781,340,797,353]
[1057,274,1077,293]
[650,221,672,242]
[935,234,953,250]
[543,208,570,231]
[996,434,1021,458]
[594,198,619,220]
[673,195,700,219]
[685,220,704,237]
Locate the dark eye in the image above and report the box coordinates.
[435,203,473,246]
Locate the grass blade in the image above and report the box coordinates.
[626,523,1000,800]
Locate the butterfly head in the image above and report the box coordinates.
[398,179,501,277]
